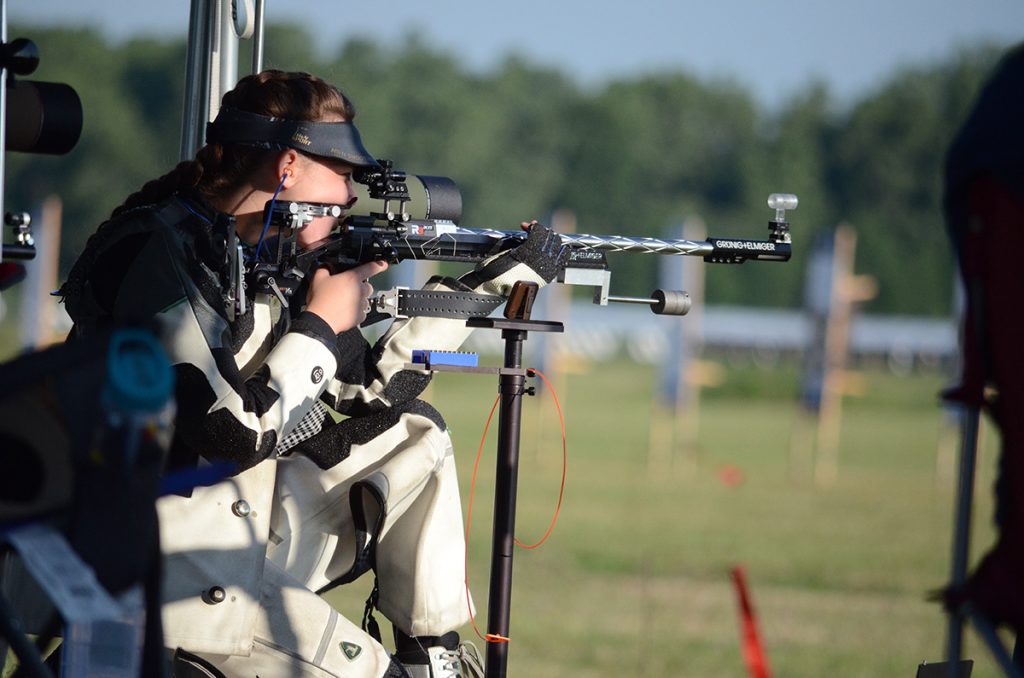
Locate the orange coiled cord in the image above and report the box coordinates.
[463,368,567,643]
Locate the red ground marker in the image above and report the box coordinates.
[732,565,772,678]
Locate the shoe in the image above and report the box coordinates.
[394,631,484,678]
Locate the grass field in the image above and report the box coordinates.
[2,297,1012,676]
[325,357,1012,677]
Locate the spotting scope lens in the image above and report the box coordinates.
[2,38,83,155]
[6,79,83,155]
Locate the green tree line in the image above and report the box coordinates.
[6,23,1012,315]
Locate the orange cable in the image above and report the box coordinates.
[514,368,567,550]
[462,368,569,642]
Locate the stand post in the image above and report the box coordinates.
[461,311,562,678]
[0,0,8,264]
[946,405,980,674]
[485,328,528,677]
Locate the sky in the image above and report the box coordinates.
[11,0,1024,110]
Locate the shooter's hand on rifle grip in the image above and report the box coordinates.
[306,260,388,333]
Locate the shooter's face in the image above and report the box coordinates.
[280,154,356,248]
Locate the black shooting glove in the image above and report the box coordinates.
[459,220,566,296]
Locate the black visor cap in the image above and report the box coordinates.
[205,107,380,168]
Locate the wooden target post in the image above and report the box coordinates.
[649,216,707,478]
[791,224,876,486]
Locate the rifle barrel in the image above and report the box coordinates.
[450,227,714,256]
[337,221,790,264]
[559,232,714,256]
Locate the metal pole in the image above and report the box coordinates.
[180,0,212,160]
[213,0,239,115]
[0,0,8,264]
[0,592,51,678]
[251,0,266,75]
[485,329,527,677]
[946,405,980,677]
[967,606,1023,678]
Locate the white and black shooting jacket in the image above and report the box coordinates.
[59,193,549,655]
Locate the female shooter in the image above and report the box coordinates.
[59,70,562,677]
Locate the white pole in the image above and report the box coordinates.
[213,0,240,117]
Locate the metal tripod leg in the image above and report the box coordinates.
[967,606,1023,678]
[947,405,981,676]
[946,405,1024,677]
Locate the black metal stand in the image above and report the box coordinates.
[946,405,981,675]
[944,269,1024,676]
[945,403,1024,678]
[465,316,563,678]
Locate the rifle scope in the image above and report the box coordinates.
[351,161,462,224]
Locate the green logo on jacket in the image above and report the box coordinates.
[340,641,362,661]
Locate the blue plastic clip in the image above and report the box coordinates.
[411,350,479,367]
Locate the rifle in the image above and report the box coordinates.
[238,160,797,321]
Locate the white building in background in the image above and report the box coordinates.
[463,302,958,374]
[0,293,957,374]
